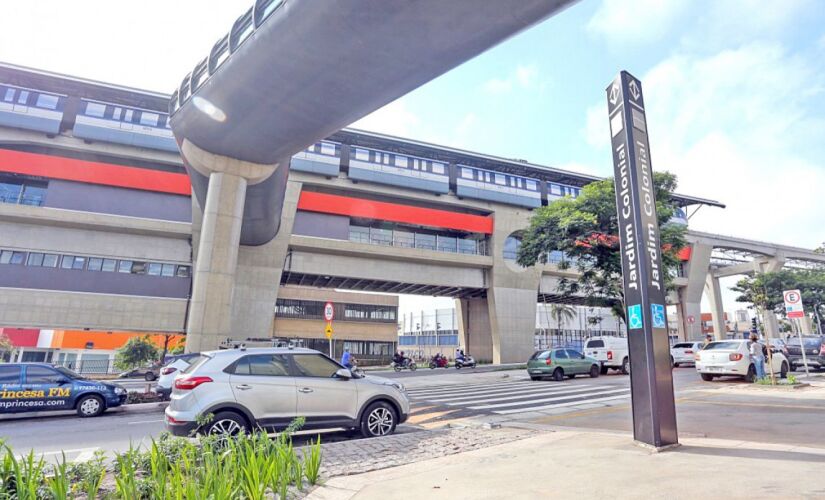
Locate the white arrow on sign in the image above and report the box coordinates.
[609,83,620,106]
[628,80,640,101]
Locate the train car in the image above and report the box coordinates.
[73,99,177,152]
[456,165,541,208]
[290,140,341,176]
[669,207,689,225]
[0,84,65,135]
[348,146,449,194]
[546,181,581,201]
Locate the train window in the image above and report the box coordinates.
[26,252,44,267]
[176,266,191,278]
[112,107,122,120]
[147,263,163,276]
[169,91,179,115]
[35,94,59,110]
[42,254,59,268]
[461,168,474,179]
[394,155,408,168]
[550,184,562,196]
[209,35,230,74]
[87,258,103,272]
[124,109,134,122]
[85,102,106,118]
[494,174,506,185]
[526,180,537,191]
[191,58,208,91]
[354,148,369,161]
[432,163,445,174]
[320,142,336,156]
[161,264,176,277]
[17,91,29,105]
[118,260,133,273]
[140,112,160,127]
[101,259,117,272]
[230,8,254,53]
[2,88,14,102]
[179,74,191,103]
[255,0,284,26]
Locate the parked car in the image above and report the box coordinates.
[583,336,630,375]
[119,364,161,381]
[527,348,601,381]
[154,353,202,399]
[670,342,702,367]
[768,338,790,357]
[165,347,410,438]
[785,336,825,371]
[0,363,127,417]
[695,340,789,382]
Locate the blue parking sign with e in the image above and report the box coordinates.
[628,304,643,330]
[651,303,666,329]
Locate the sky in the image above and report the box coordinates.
[2,0,823,315]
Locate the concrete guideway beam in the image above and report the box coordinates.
[704,275,726,341]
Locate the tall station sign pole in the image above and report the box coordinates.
[606,71,678,448]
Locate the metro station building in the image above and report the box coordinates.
[0,63,821,363]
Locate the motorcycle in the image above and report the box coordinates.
[429,355,449,369]
[454,355,477,369]
[391,358,417,372]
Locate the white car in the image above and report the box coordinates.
[670,342,702,367]
[696,340,789,382]
[154,353,202,399]
[583,336,630,375]
[165,347,410,438]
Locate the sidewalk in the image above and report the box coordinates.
[308,427,825,499]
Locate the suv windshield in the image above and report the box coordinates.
[704,341,741,350]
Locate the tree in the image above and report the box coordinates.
[157,334,177,363]
[170,338,186,355]
[549,304,577,329]
[731,269,825,334]
[114,335,159,371]
[517,171,687,324]
[0,333,15,362]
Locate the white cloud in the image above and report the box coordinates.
[583,103,610,149]
[483,64,540,94]
[587,0,690,44]
[350,100,421,137]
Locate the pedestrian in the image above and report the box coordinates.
[703,334,712,347]
[749,334,765,381]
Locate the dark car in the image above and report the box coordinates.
[118,364,162,381]
[786,336,825,371]
[0,363,127,417]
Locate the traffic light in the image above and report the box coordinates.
[751,317,758,335]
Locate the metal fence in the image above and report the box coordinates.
[534,329,624,352]
[55,358,116,374]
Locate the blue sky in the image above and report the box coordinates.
[1,0,823,314]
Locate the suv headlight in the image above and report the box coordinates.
[114,386,127,395]
[385,381,405,393]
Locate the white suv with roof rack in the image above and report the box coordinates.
[164,347,409,438]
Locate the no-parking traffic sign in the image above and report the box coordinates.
[783,289,804,319]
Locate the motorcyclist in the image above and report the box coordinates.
[392,350,404,366]
[341,348,353,370]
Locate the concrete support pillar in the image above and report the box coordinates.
[455,297,493,362]
[799,317,813,335]
[677,242,713,341]
[181,140,279,352]
[755,255,785,342]
[705,275,726,340]
[488,286,539,363]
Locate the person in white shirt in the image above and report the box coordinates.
[749,334,765,381]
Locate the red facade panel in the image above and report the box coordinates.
[0,148,191,195]
[297,191,493,234]
[0,328,40,348]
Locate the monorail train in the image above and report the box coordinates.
[0,84,65,135]
[73,99,177,152]
[348,146,450,194]
[457,165,541,208]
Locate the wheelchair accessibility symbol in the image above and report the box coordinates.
[651,303,666,329]
[628,304,643,330]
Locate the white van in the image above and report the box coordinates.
[583,336,630,375]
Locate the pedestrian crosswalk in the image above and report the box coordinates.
[406,378,631,418]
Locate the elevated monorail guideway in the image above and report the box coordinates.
[170,0,577,245]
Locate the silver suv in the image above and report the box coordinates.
[164,347,409,438]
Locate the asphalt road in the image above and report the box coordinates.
[2,366,822,462]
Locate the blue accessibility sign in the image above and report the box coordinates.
[651,303,666,329]
[627,304,643,330]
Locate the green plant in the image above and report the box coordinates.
[755,377,773,385]
[787,374,798,385]
[303,436,322,486]
[114,445,140,499]
[114,335,159,371]
[46,453,70,500]
[11,449,46,500]
[67,450,106,499]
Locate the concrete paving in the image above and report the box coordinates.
[308,428,825,499]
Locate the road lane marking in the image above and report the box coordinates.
[127,418,164,425]
[494,394,631,415]
[438,385,620,405]
[677,399,825,411]
[471,388,630,410]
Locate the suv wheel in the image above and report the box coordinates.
[206,411,249,437]
[361,401,397,438]
[76,395,105,417]
[621,357,630,375]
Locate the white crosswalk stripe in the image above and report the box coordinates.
[407,379,630,416]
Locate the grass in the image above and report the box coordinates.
[0,417,323,499]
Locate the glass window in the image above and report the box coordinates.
[431,163,445,174]
[0,181,22,204]
[458,238,477,255]
[71,256,85,270]
[292,354,340,378]
[553,349,569,359]
[124,109,134,122]
[494,174,506,185]
[139,112,159,127]
[232,354,291,376]
[35,94,59,110]
[550,184,562,196]
[176,266,191,278]
[87,257,103,271]
[118,260,133,273]
[394,155,408,168]
[20,185,46,206]
[0,250,12,265]
[101,258,117,272]
[349,225,370,244]
[415,233,436,251]
[393,230,415,248]
[3,88,14,102]
[354,148,369,161]
[26,252,44,266]
[85,102,106,117]
[161,264,176,277]
[320,142,336,156]
[25,366,62,384]
[461,167,474,179]
[586,339,604,348]
[503,236,521,260]
[131,262,147,274]
[369,227,392,246]
[147,263,162,276]
[17,91,29,105]
[530,350,551,360]
[0,365,21,384]
[566,349,583,358]
[8,251,25,265]
[437,235,457,253]
[111,107,122,120]
[42,254,59,268]
[703,342,742,351]
[526,180,537,191]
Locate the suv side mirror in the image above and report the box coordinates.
[335,368,352,379]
